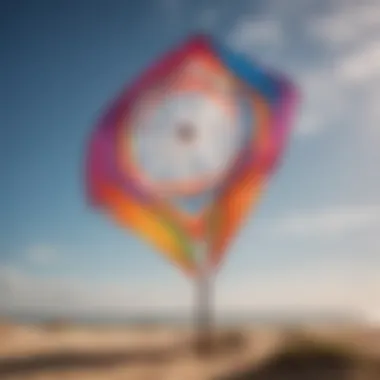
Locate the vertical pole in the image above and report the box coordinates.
[194,240,213,356]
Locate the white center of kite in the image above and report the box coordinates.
[129,91,245,195]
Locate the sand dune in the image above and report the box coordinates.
[0,323,379,380]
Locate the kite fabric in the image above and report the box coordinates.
[86,34,299,277]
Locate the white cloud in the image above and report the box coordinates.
[306,0,380,134]
[26,244,59,266]
[227,17,283,51]
[294,68,348,136]
[338,41,380,83]
[310,1,380,47]
[269,205,380,238]
[367,87,380,133]
[224,0,380,138]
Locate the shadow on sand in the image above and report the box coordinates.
[216,343,380,380]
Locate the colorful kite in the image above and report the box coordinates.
[86,34,298,278]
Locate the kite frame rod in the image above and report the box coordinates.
[194,239,213,355]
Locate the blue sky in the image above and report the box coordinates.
[1,0,380,321]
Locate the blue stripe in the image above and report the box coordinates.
[210,38,282,105]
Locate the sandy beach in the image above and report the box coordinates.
[1,322,379,380]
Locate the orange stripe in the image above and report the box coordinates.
[208,85,273,268]
[96,181,196,276]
